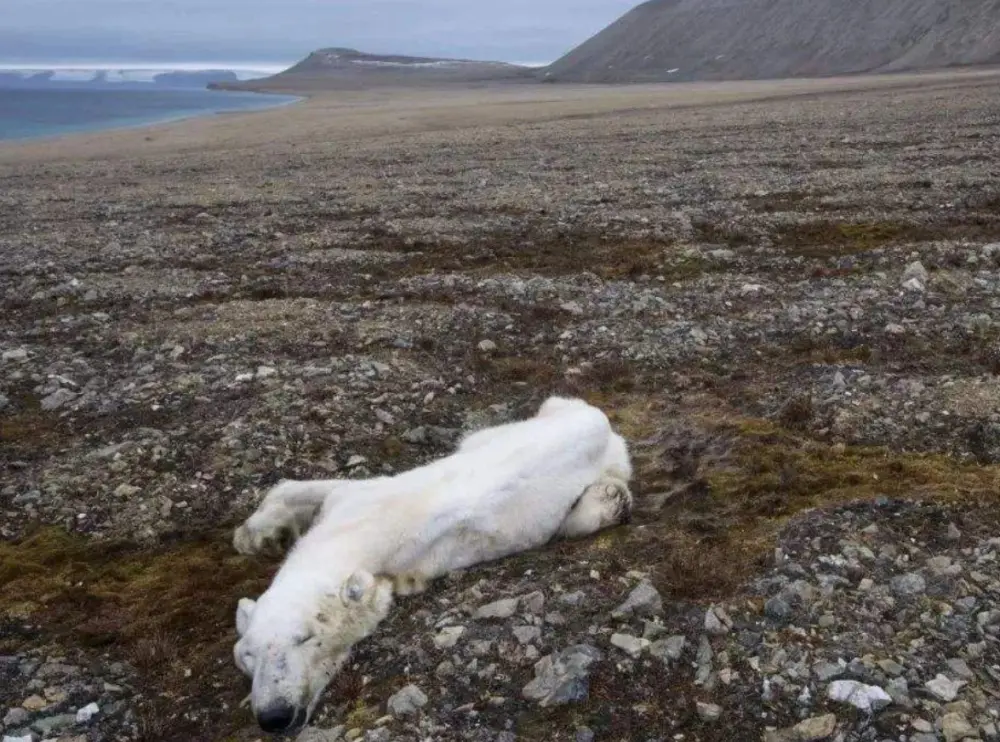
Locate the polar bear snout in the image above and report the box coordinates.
[255,701,305,734]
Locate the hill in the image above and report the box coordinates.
[543,0,1000,83]
[213,48,535,92]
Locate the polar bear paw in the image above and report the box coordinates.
[233,504,302,556]
[559,476,634,540]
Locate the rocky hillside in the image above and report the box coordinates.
[215,48,535,92]
[544,0,1000,83]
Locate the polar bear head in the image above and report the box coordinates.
[234,569,394,734]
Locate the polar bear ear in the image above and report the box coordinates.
[341,570,376,605]
[236,598,256,637]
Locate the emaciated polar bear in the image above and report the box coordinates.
[232,395,633,735]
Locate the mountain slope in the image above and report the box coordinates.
[544,0,1000,83]
[216,48,535,92]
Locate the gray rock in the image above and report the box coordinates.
[433,626,466,649]
[386,684,428,717]
[611,580,663,619]
[649,635,687,663]
[764,596,792,622]
[297,727,344,742]
[925,674,965,702]
[813,660,846,681]
[946,523,962,541]
[522,644,604,707]
[75,702,100,723]
[2,348,28,362]
[30,714,77,735]
[475,597,520,619]
[477,339,498,352]
[559,590,586,607]
[705,605,732,635]
[940,712,976,742]
[3,734,37,742]
[696,702,722,722]
[827,680,892,713]
[890,572,926,596]
[2,708,30,728]
[513,626,542,645]
[520,590,546,615]
[0,394,9,412]
[789,713,837,741]
[40,388,77,411]
[575,727,596,742]
[610,633,649,658]
[945,658,973,680]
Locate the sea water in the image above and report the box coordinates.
[0,88,300,142]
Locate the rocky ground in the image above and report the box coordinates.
[1,74,1000,742]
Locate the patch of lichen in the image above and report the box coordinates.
[774,220,937,258]
[705,417,999,515]
[0,526,274,737]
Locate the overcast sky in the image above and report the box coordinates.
[0,0,639,69]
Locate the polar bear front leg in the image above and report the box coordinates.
[233,479,337,556]
[557,476,634,540]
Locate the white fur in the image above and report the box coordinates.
[232,395,633,733]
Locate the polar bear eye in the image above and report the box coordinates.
[294,633,316,647]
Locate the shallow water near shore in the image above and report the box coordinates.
[0,87,301,142]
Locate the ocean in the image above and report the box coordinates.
[0,88,300,142]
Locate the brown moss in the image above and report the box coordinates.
[0,526,274,741]
[774,220,936,258]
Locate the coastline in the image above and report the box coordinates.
[0,87,304,145]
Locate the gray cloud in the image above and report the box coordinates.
[0,0,639,66]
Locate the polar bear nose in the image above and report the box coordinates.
[256,702,299,734]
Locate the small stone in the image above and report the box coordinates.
[877,659,905,676]
[610,633,649,658]
[513,626,542,645]
[789,713,837,741]
[30,714,76,735]
[475,597,520,619]
[696,702,722,722]
[813,660,846,681]
[345,455,367,468]
[902,260,929,285]
[764,596,792,622]
[559,590,585,606]
[890,572,926,596]
[705,605,732,635]
[3,708,30,727]
[611,580,662,619]
[945,658,974,680]
[940,712,976,742]
[946,523,962,541]
[255,365,277,379]
[21,696,47,712]
[75,702,100,723]
[575,727,596,742]
[2,734,36,742]
[40,389,76,411]
[2,348,28,362]
[885,323,906,335]
[521,644,603,707]
[827,680,892,713]
[925,674,965,702]
[386,684,427,717]
[649,635,686,663]
[520,591,545,615]
[477,340,497,352]
[434,626,466,649]
[296,728,343,742]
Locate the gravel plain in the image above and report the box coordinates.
[2,72,1000,742]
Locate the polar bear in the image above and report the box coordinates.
[232,395,633,734]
